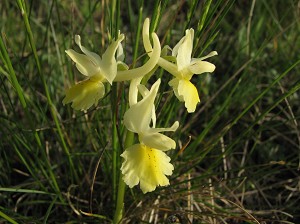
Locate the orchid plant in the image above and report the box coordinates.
[63,18,217,223]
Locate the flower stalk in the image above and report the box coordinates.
[113,131,134,224]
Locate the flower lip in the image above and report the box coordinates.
[62,79,105,111]
[121,144,174,193]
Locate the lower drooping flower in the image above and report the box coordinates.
[62,78,105,110]
[121,144,174,193]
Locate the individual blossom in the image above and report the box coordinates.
[121,79,179,193]
[63,30,161,110]
[63,34,125,110]
[142,18,217,113]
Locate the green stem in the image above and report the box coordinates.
[111,83,118,205]
[113,173,126,224]
[113,131,134,224]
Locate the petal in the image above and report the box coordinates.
[137,84,150,97]
[177,29,194,71]
[116,41,125,62]
[74,35,101,65]
[188,60,216,74]
[124,79,160,133]
[62,79,105,110]
[169,78,184,102]
[65,49,100,77]
[172,36,185,57]
[140,121,179,151]
[137,84,156,127]
[148,121,179,133]
[177,79,200,113]
[102,34,125,61]
[121,144,174,193]
[100,34,125,84]
[197,51,218,61]
[141,132,176,151]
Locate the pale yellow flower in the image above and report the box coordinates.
[121,79,179,193]
[63,34,124,110]
[64,31,161,111]
[142,18,217,113]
